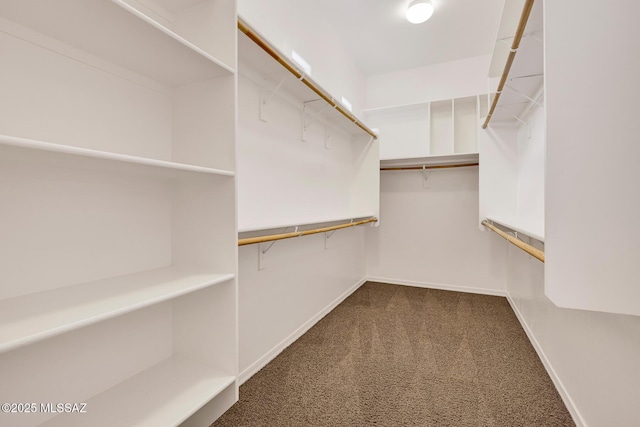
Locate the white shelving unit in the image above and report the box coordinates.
[0,1,238,426]
[237,24,379,233]
[479,0,545,241]
[363,94,488,167]
[39,358,235,427]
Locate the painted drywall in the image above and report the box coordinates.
[503,236,640,427]
[478,104,544,238]
[236,73,378,231]
[238,227,367,381]
[516,104,544,231]
[544,0,640,315]
[235,3,377,382]
[366,167,507,294]
[366,55,492,109]
[238,0,366,116]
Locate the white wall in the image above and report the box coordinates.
[366,55,491,108]
[544,0,640,315]
[503,236,640,427]
[366,167,507,295]
[238,227,367,381]
[236,0,375,382]
[478,104,545,238]
[517,105,545,230]
[236,73,378,231]
[238,0,366,116]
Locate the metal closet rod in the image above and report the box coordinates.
[482,0,536,129]
[380,162,478,171]
[481,220,544,262]
[238,217,378,246]
[238,18,378,140]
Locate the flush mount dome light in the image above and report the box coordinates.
[406,0,434,24]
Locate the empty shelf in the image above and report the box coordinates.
[0,135,235,178]
[40,357,235,427]
[0,267,235,353]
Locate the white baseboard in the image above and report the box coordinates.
[238,277,367,385]
[506,296,587,427]
[365,276,507,297]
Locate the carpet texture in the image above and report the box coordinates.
[213,282,575,426]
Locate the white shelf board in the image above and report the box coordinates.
[239,214,378,234]
[40,357,235,427]
[362,100,430,114]
[238,30,371,138]
[0,0,233,87]
[0,267,235,353]
[380,153,479,169]
[0,135,235,178]
[486,216,544,242]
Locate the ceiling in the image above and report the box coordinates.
[312,0,505,76]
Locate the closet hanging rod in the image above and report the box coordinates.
[238,18,378,140]
[380,163,478,171]
[238,217,378,246]
[481,220,544,262]
[482,0,536,129]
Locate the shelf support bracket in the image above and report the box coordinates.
[258,226,298,270]
[512,115,532,138]
[302,99,328,142]
[504,85,543,108]
[422,165,430,189]
[260,77,287,122]
[325,127,331,149]
[324,229,337,250]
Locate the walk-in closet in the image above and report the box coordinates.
[1,1,639,426]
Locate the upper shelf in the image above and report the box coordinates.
[486,215,544,242]
[0,135,235,179]
[380,153,479,169]
[484,0,543,126]
[237,18,377,140]
[0,0,234,87]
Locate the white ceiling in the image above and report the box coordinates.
[312,0,505,76]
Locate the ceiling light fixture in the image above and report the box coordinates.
[406,0,434,24]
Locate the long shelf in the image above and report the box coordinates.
[0,135,235,178]
[380,153,479,169]
[40,357,235,427]
[482,220,544,262]
[238,217,378,246]
[0,267,235,354]
[485,215,544,242]
[0,0,233,87]
[238,214,378,234]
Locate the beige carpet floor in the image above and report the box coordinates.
[213,281,575,426]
